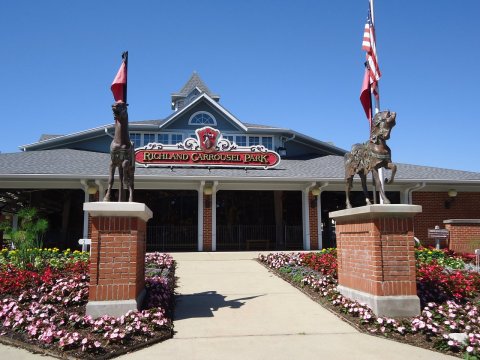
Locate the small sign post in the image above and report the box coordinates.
[428,225,449,249]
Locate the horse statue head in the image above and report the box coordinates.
[112,101,128,124]
[370,110,396,144]
[344,110,397,208]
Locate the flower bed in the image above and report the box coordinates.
[259,248,480,359]
[0,249,175,359]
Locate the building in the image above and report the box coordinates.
[1,73,480,251]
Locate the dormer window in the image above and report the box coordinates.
[189,111,217,126]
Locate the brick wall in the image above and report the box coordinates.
[89,216,146,301]
[336,217,417,296]
[444,221,480,254]
[412,192,480,246]
[203,194,212,251]
[309,192,319,250]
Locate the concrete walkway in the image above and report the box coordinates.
[1,251,456,359]
[120,252,455,360]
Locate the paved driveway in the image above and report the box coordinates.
[120,251,455,360]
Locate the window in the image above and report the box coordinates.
[130,133,142,148]
[144,133,155,145]
[236,135,246,146]
[262,136,273,150]
[188,111,217,125]
[249,136,260,146]
[224,135,234,142]
[158,134,169,144]
[171,134,183,144]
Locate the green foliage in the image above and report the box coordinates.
[0,208,49,268]
[0,247,89,271]
[415,248,465,270]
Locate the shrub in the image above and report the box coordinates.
[0,208,48,268]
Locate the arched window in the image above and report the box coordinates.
[188,111,217,126]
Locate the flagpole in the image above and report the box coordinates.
[122,51,128,104]
[369,0,385,203]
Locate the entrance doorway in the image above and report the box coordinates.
[136,190,198,252]
[216,190,303,251]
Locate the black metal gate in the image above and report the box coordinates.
[146,225,197,252]
[216,224,303,251]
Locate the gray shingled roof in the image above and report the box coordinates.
[1,150,479,184]
[172,72,219,99]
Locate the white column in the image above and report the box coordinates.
[80,180,90,239]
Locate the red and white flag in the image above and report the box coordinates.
[111,52,128,103]
[360,68,372,123]
[360,3,380,123]
[362,5,380,97]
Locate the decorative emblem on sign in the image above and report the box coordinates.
[135,126,281,169]
[197,127,220,153]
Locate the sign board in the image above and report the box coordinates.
[135,126,281,169]
[428,229,449,239]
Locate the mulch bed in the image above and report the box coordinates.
[0,324,173,360]
[0,267,176,359]
[257,259,462,359]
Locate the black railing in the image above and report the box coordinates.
[284,225,303,250]
[147,225,197,252]
[216,224,303,251]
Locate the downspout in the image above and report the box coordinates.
[403,182,426,204]
[95,180,106,201]
[404,182,426,245]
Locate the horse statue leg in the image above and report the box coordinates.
[124,159,134,202]
[360,172,372,206]
[118,165,124,202]
[372,167,390,204]
[127,171,134,202]
[103,162,115,201]
[345,175,353,208]
[385,162,397,184]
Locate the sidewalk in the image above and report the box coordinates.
[119,251,455,360]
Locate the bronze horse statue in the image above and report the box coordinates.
[345,110,397,208]
[103,102,135,202]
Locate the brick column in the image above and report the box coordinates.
[444,219,480,254]
[309,192,319,250]
[203,194,212,251]
[330,205,422,317]
[83,202,152,318]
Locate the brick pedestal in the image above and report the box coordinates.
[444,219,480,254]
[83,202,152,317]
[330,205,422,317]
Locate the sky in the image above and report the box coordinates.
[1,0,479,172]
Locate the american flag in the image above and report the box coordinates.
[362,6,381,96]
